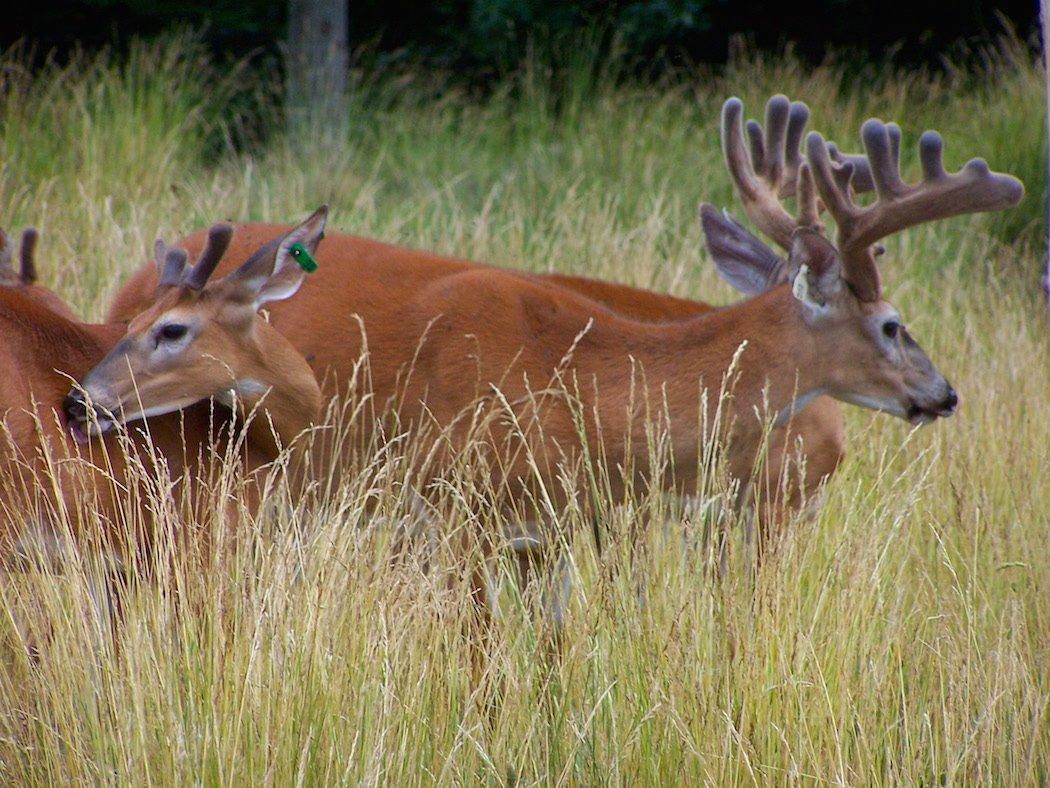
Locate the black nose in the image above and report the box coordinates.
[942,386,958,412]
[63,390,87,421]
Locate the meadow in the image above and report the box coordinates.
[0,32,1047,784]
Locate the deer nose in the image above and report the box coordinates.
[63,390,87,422]
[940,386,958,415]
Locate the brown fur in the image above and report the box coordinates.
[0,277,319,565]
[0,289,219,559]
[101,222,958,670]
[106,227,848,550]
[109,226,846,532]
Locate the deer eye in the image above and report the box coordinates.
[882,320,901,340]
[157,323,188,344]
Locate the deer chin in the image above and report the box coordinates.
[115,399,204,427]
[68,398,201,444]
[905,406,937,427]
[905,400,955,426]
[832,391,910,421]
[68,416,115,445]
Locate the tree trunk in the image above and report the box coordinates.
[285,0,349,140]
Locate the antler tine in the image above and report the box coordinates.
[721,96,798,251]
[19,228,38,283]
[918,131,947,179]
[722,99,762,202]
[805,130,858,220]
[153,238,168,268]
[155,239,177,288]
[744,120,767,177]
[795,163,821,228]
[827,124,898,194]
[782,100,809,193]
[833,156,891,255]
[763,95,790,188]
[158,243,188,287]
[831,158,855,194]
[861,120,908,199]
[183,222,233,291]
[805,129,881,301]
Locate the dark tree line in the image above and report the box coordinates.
[5,0,1039,78]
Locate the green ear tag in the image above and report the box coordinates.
[288,242,318,273]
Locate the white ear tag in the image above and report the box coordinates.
[792,263,826,309]
[792,264,812,301]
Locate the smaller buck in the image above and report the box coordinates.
[65,210,326,461]
[0,215,323,574]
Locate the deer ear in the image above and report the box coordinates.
[700,204,786,296]
[787,228,842,311]
[226,206,327,311]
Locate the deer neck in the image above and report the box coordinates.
[585,284,828,434]
[31,319,127,388]
[1,291,127,414]
[0,298,132,527]
[224,320,322,458]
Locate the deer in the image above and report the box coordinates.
[0,219,323,612]
[64,212,327,464]
[105,98,863,553]
[105,215,845,605]
[87,97,1023,644]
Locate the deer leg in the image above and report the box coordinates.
[588,503,653,612]
[752,409,845,561]
[509,518,572,661]
[627,505,665,611]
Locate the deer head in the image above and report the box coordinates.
[703,96,1023,424]
[64,208,327,442]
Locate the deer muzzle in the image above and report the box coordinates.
[63,388,118,444]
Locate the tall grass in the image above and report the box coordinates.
[0,32,1047,784]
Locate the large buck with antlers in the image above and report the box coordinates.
[92,98,1023,627]
[0,220,322,571]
